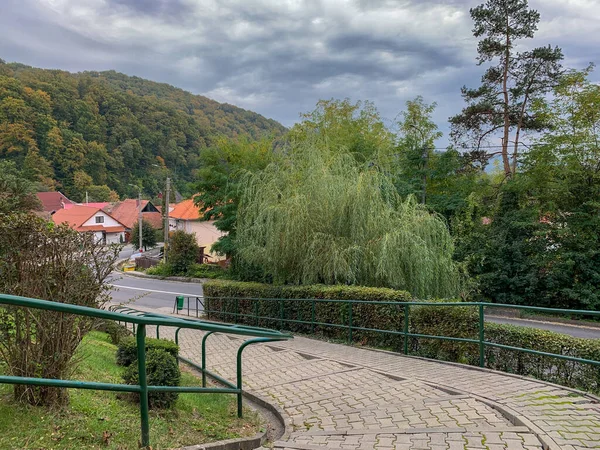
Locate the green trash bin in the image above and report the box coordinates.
[176,296,185,311]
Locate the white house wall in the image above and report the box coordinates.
[82,211,122,228]
[168,218,225,261]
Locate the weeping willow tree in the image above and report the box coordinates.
[236,141,461,298]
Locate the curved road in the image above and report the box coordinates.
[108,272,203,311]
[108,272,600,339]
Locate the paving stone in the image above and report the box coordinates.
[123,305,600,450]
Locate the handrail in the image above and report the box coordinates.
[204,296,600,316]
[0,294,292,448]
[202,295,600,373]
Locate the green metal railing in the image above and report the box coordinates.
[202,296,600,369]
[0,294,292,449]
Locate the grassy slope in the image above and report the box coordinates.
[0,332,260,449]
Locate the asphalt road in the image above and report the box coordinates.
[486,315,600,339]
[107,272,203,311]
[108,274,600,339]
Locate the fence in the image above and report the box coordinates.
[0,294,292,448]
[202,296,600,376]
[172,295,204,317]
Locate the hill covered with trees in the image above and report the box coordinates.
[0,60,286,201]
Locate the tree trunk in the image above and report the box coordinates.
[502,17,512,178]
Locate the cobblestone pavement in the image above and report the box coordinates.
[126,309,600,450]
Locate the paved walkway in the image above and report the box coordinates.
[130,308,600,450]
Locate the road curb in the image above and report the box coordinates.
[119,270,208,284]
[178,360,292,449]
[180,430,266,450]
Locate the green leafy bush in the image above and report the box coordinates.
[96,320,130,345]
[116,337,179,367]
[122,349,181,409]
[188,264,228,279]
[204,280,600,393]
[145,262,172,276]
[169,230,200,275]
[485,323,600,393]
[205,280,415,348]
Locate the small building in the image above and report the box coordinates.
[36,191,74,214]
[52,205,126,244]
[168,198,225,261]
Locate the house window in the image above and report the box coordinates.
[95,216,104,224]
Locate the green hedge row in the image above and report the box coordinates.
[204,280,600,394]
[204,280,414,349]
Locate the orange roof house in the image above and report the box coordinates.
[52,205,127,244]
[103,199,163,230]
[169,198,225,261]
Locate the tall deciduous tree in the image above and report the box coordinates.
[236,140,461,298]
[392,97,443,204]
[195,137,277,259]
[289,99,393,162]
[450,0,563,177]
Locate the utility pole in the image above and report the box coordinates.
[163,177,170,262]
[138,190,143,252]
[421,146,428,205]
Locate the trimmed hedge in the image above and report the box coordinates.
[204,280,414,350]
[204,280,600,394]
[485,323,600,393]
[116,337,179,367]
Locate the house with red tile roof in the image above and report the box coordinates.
[169,198,225,261]
[36,191,74,213]
[52,205,126,244]
[103,199,163,241]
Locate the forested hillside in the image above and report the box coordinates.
[0,60,286,201]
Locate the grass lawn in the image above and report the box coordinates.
[0,332,261,449]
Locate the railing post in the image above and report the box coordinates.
[201,332,214,387]
[254,301,259,327]
[348,302,353,344]
[187,296,190,316]
[156,325,160,339]
[403,304,409,355]
[236,347,243,418]
[175,328,181,346]
[132,322,136,336]
[136,324,150,449]
[196,297,199,318]
[311,300,315,334]
[479,304,485,368]
[235,298,239,323]
[280,299,284,330]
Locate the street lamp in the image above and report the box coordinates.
[129,184,143,253]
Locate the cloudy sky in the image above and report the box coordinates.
[1,0,599,143]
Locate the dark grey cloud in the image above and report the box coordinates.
[107,0,193,19]
[1,0,598,146]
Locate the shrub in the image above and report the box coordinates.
[188,264,228,279]
[204,280,600,394]
[204,280,415,347]
[146,262,172,276]
[169,230,200,275]
[122,349,181,409]
[485,323,600,393]
[0,213,119,407]
[96,320,130,345]
[116,337,179,367]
